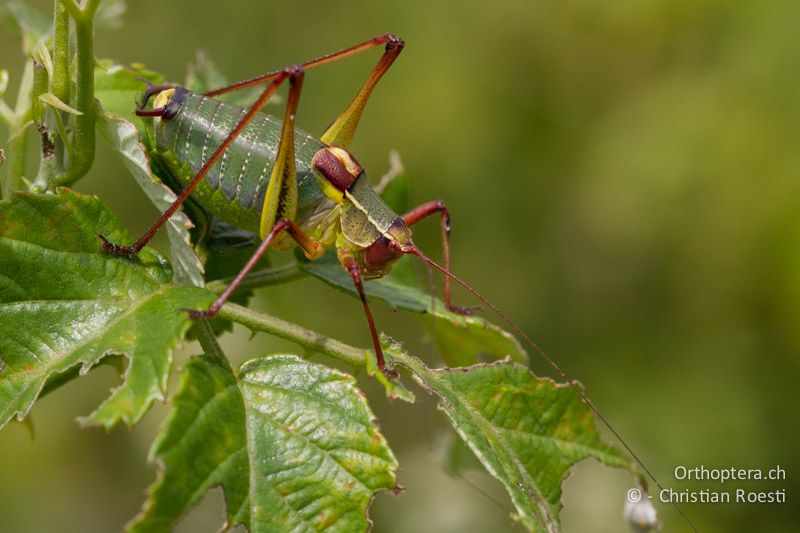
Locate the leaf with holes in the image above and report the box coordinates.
[129,353,398,532]
[0,191,214,429]
[389,346,640,532]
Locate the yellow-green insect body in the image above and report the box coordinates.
[150,87,410,275]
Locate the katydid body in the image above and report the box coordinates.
[104,35,445,378]
[102,36,694,528]
[151,88,409,277]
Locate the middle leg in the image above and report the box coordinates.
[187,218,319,318]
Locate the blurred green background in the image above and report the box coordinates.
[1,0,798,531]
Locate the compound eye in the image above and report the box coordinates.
[147,87,188,121]
[162,99,181,120]
[161,87,189,120]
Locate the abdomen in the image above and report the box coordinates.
[154,91,326,233]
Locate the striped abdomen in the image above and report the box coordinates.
[154,90,327,233]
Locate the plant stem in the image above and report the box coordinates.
[1,129,28,198]
[52,2,70,104]
[56,0,81,20]
[0,61,34,197]
[82,0,102,19]
[31,62,48,124]
[38,0,99,190]
[192,317,232,368]
[54,5,95,186]
[217,302,366,368]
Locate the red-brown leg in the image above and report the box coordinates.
[206,33,403,97]
[205,33,404,151]
[340,251,398,378]
[402,200,475,315]
[187,218,319,319]
[319,35,404,149]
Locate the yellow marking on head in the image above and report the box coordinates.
[318,178,345,204]
[152,88,175,109]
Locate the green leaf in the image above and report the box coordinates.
[128,353,247,532]
[96,105,205,287]
[130,353,398,532]
[34,40,53,81]
[0,191,214,429]
[304,254,424,311]
[365,347,415,402]
[303,253,528,366]
[431,309,528,367]
[389,347,638,532]
[39,92,83,115]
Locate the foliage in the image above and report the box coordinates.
[129,348,399,532]
[0,1,644,532]
[0,191,212,429]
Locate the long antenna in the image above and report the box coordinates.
[401,243,697,532]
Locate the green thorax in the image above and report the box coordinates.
[340,172,400,248]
